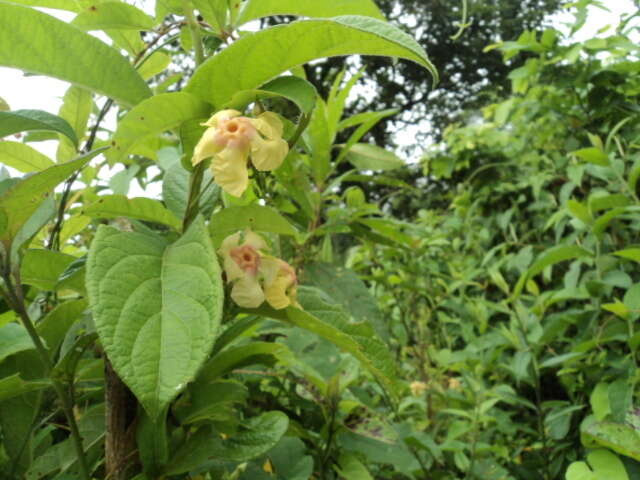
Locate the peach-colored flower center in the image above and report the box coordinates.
[214,117,256,151]
[230,245,261,275]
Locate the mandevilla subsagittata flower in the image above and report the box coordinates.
[192,109,289,197]
[218,230,299,310]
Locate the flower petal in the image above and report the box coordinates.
[203,109,241,128]
[243,230,268,251]
[231,275,265,308]
[250,136,289,171]
[193,127,225,165]
[262,258,297,310]
[251,112,284,139]
[211,146,250,197]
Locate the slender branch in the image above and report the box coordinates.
[1,268,92,480]
[47,97,114,251]
[182,0,205,66]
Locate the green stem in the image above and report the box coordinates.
[182,0,205,66]
[288,113,311,149]
[183,162,206,232]
[1,269,91,480]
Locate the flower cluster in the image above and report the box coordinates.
[218,230,298,310]
[192,109,289,197]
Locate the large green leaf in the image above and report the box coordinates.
[583,422,640,462]
[82,195,182,230]
[0,149,104,247]
[107,92,210,164]
[247,287,398,400]
[0,141,55,173]
[237,0,385,25]
[185,16,437,108]
[166,411,289,474]
[0,109,78,146]
[86,216,223,419]
[72,2,155,31]
[0,2,151,106]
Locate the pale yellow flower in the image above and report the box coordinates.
[218,230,299,310]
[261,256,299,310]
[218,230,267,308]
[410,381,427,396]
[192,110,289,197]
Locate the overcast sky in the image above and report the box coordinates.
[1,0,638,183]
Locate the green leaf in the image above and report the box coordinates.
[572,147,610,167]
[591,383,611,421]
[237,0,385,25]
[26,403,106,478]
[583,423,640,462]
[0,3,151,106]
[614,249,640,263]
[192,0,227,32]
[512,245,593,298]
[0,141,55,173]
[37,299,87,355]
[566,461,596,480]
[225,76,317,114]
[56,85,93,162]
[305,98,332,182]
[247,287,399,400]
[162,160,218,219]
[0,323,34,363]
[107,92,210,164]
[186,16,438,108]
[20,249,77,291]
[166,411,289,474]
[174,379,248,425]
[199,342,293,383]
[0,373,49,403]
[2,0,78,11]
[0,150,104,247]
[82,195,182,230]
[209,205,297,246]
[0,109,78,146]
[86,216,223,419]
[138,51,171,81]
[301,263,388,341]
[72,2,155,31]
[345,143,405,171]
[335,452,374,480]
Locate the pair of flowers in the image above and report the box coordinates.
[193,109,289,197]
[193,109,296,308]
[219,230,298,310]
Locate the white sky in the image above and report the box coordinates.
[0,0,638,189]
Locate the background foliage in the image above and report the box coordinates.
[0,0,639,480]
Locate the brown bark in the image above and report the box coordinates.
[104,358,138,480]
